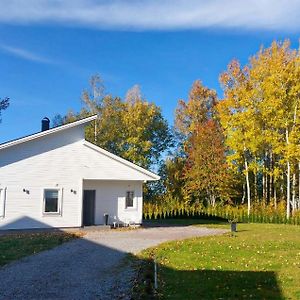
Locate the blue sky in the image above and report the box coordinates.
[1,0,300,143]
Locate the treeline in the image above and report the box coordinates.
[160,40,300,219]
[219,40,300,218]
[57,39,300,220]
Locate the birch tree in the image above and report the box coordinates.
[218,60,254,215]
[250,41,300,218]
[219,40,300,218]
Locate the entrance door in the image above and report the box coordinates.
[83,190,96,226]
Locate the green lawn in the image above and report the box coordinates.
[0,231,80,266]
[139,219,300,299]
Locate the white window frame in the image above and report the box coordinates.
[125,190,137,210]
[0,187,7,218]
[42,188,63,216]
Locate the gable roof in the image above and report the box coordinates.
[0,115,97,151]
[0,114,160,181]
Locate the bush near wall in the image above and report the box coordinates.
[143,199,300,225]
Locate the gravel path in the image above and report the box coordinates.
[0,226,227,299]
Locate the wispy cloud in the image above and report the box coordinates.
[0,44,53,64]
[0,0,299,31]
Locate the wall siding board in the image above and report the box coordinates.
[83,180,143,225]
[0,126,149,229]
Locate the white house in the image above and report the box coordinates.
[0,115,159,230]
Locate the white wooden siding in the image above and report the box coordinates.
[83,180,143,225]
[0,124,150,229]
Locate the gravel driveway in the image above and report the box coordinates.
[0,226,226,299]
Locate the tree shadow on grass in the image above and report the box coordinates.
[134,257,284,300]
[160,268,283,300]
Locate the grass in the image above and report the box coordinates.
[0,231,80,267]
[138,219,300,299]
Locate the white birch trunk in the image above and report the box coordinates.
[269,151,273,202]
[292,172,296,213]
[254,170,258,201]
[274,185,277,209]
[94,120,97,143]
[286,128,290,219]
[262,173,265,201]
[287,161,291,218]
[244,157,251,216]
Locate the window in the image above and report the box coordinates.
[0,187,6,218]
[43,189,61,215]
[125,191,134,209]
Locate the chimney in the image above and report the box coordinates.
[41,117,50,131]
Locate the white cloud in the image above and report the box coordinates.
[0,0,299,31]
[0,44,53,63]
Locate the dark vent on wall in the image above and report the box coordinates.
[41,117,50,131]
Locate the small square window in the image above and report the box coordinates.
[125,191,134,209]
[43,189,60,214]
